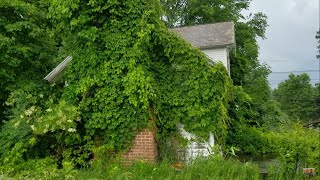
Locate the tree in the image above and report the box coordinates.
[160,0,268,84]
[161,0,250,28]
[273,73,318,123]
[315,83,320,120]
[0,0,57,121]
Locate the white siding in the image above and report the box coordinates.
[177,123,215,162]
[202,48,230,74]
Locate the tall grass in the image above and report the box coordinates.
[76,155,261,180]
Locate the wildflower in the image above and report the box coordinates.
[25,110,32,116]
[25,106,36,116]
[68,128,76,132]
[30,106,36,111]
[14,121,20,128]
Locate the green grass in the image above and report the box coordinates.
[1,155,261,179]
[76,156,261,180]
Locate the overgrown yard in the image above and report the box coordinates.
[2,153,319,180]
[1,156,262,180]
[77,157,261,180]
[1,0,319,179]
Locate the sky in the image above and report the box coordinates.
[247,0,320,88]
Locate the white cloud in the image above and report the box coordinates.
[247,0,320,88]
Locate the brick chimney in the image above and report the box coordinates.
[122,128,157,165]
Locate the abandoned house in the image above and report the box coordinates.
[44,21,235,163]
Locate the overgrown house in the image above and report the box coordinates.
[44,21,235,163]
[171,21,235,161]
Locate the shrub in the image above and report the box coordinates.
[267,125,320,179]
[226,124,272,155]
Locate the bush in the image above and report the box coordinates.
[266,125,320,179]
[0,158,77,180]
[226,124,272,155]
[227,123,319,179]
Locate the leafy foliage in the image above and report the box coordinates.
[315,83,320,119]
[0,0,232,171]
[267,125,320,179]
[273,73,318,123]
[226,123,320,180]
[160,0,273,127]
[47,0,231,154]
[160,0,268,84]
[227,124,270,155]
[161,0,251,28]
[0,81,83,173]
[1,1,318,179]
[0,0,57,121]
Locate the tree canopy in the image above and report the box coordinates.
[273,73,318,123]
[161,0,251,28]
[0,0,57,121]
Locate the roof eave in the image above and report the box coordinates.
[199,43,236,50]
[44,56,72,82]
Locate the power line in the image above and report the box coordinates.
[269,79,320,83]
[271,70,319,74]
[269,82,319,85]
[269,78,320,81]
[269,79,320,82]
[261,60,319,62]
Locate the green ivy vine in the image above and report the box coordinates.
[47,0,232,154]
[0,0,232,168]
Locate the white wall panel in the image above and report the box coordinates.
[202,48,229,74]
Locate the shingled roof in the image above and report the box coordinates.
[170,22,235,49]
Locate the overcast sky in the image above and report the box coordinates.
[247,0,320,88]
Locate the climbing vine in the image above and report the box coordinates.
[1,0,232,169]
[48,0,231,155]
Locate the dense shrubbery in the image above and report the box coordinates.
[267,125,320,179]
[227,123,320,179]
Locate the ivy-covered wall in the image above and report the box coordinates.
[48,0,231,154]
[0,0,232,169]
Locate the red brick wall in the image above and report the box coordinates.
[122,128,157,164]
